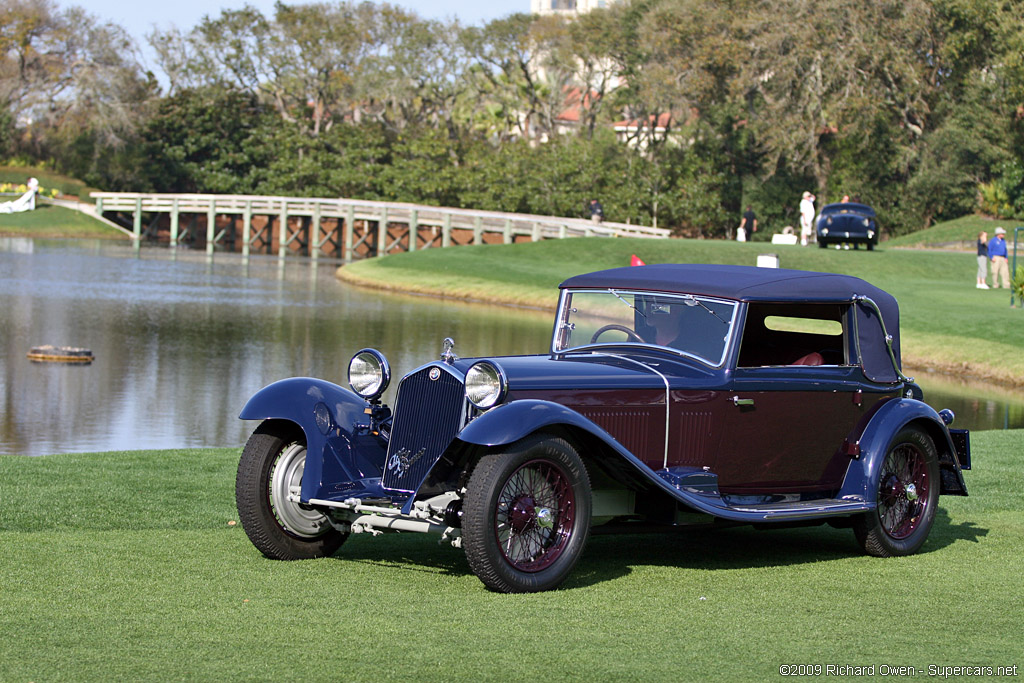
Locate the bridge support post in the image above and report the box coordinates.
[170,199,180,247]
[133,197,142,239]
[278,201,289,258]
[474,216,483,245]
[377,207,389,255]
[206,205,216,255]
[408,210,418,252]
[242,201,252,258]
[504,219,512,245]
[311,203,322,260]
[345,204,355,262]
[442,213,452,248]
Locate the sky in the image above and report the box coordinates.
[72,0,523,70]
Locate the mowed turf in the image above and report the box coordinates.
[1,433,1020,681]
[0,203,126,239]
[338,236,1024,385]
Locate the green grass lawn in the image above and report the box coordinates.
[338,236,1024,386]
[885,215,1023,249]
[0,203,126,239]
[0,433,1019,680]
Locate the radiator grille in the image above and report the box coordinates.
[382,365,467,492]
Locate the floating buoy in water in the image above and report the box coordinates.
[27,345,94,363]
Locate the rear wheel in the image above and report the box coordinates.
[236,422,346,560]
[462,435,591,593]
[854,427,938,556]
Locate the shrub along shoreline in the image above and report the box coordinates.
[336,236,1024,388]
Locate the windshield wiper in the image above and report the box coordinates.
[681,294,730,325]
[609,289,646,319]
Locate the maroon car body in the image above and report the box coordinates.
[236,264,971,593]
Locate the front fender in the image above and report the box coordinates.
[838,398,964,503]
[239,377,384,501]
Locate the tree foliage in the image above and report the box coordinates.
[4,0,1024,236]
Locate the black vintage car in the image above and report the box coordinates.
[816,202,878,250]
[235,265,970,593]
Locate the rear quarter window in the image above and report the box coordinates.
[739,304,851,367]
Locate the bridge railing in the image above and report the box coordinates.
[91,192,670,259]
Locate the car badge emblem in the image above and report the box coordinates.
[428,367,441,381]
[387,447,426,476]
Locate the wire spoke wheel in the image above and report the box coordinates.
[876,442,929,540]
[463,435,591,593]
[494,459,575,572]
[854,427,939,557]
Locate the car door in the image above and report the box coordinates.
[707,303,894,494]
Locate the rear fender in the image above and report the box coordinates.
[838,398,967,503]
[239,377,386,501]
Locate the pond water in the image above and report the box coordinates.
[1,238,1021,456]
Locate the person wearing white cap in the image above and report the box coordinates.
[799,191,816,246]
[988,227,1010,289]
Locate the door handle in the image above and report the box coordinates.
[731,396,754,407]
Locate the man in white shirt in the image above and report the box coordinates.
[799,191,816,246]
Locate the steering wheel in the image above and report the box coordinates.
[590,324,644,344]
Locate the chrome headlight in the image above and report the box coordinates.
[465,361,507,409]
[348,349,390,400]
[862,218,870,227]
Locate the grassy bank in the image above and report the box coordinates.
[338,237,1024,386]
[0,434,1019,680]
[0,203,126,240]
[884,214,1022,249]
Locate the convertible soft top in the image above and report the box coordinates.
[561,264,903,382]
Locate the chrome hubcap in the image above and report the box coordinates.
[535,507,554,529]
[905,483,918,501]
[270,443,329,538]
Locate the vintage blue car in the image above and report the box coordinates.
[235,264,970,593]
[816,202,878,250]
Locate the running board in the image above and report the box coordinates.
[725,498,872,520]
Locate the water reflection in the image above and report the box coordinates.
[1,239,551,455]
[1,238,1021,456]
[911,370,1024,432]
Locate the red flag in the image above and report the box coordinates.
[630,254,646,266]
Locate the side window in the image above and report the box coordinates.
[738,303,850,367]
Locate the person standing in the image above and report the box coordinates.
[976,231,990,289]
[988,227,1010,289]
[799,191,816,246]
[588,198,604,223]
[737,206,757,242]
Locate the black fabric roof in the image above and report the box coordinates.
[560,264,903,382]
[561,264,886,302]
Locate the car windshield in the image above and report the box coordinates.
[553,289,738,366]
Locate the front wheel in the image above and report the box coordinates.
[462,435,591,593]
[236,422,346,560]
[853,427,939,557]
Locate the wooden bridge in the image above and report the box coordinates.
[91,193,670,260]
